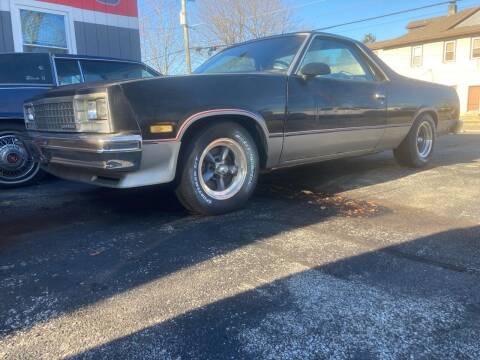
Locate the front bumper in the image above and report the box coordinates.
[23,132,181,188]
[24,132,143,172]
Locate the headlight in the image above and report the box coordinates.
[87,99,108,120]
[74,93,112,133]
[24,104,37,130]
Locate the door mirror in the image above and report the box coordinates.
[300,62,331,79]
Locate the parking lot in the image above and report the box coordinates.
[1,133,479,359]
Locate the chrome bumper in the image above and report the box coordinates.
[24,132,142,172]
[23,132,181,188]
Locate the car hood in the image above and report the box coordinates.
[26,78,161,102]
[26,72,286,103]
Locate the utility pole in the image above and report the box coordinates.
[180,0,192,74]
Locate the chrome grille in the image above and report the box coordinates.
[30,101,78,131]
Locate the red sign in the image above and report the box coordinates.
[38,0,138,17]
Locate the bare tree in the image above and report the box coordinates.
[362,33,376,45]
[140,0,183,75]
[195,0,296,47]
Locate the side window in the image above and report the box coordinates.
[299,37,373,82]
[55,59,82,86]
[0,54,53,84]
[80,60,156,82]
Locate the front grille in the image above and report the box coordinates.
[29,101,78,131]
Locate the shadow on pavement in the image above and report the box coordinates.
[0,134,478,346]
[1,180,376,337]
[70,226,480,359]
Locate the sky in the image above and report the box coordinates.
[139,0,480,72]
[178,0,480,42]
[286,0,480,41]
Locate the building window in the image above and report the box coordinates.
[411,45,423,67]
[444,41,456,62]
[20,9,68,53]
[472,38,480,59]
[11,3,76,54]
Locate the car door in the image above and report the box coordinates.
[281,36,387,162]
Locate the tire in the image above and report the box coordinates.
[175,121,259,215]
[394,114,436,168]
[0,125,45,189]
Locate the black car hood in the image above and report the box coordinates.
[26,78,159,102]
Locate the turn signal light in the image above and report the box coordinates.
[150,124,174,134]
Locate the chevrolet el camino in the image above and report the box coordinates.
[24,32,460,215]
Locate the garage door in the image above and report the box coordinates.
[468,86,480,112]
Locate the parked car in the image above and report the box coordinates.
[0,53,159,188]
[23,32,460,214]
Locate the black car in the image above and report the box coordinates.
[24,32,460,214]
[0,53,159,188]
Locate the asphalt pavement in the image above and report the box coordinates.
[1,133,479,359]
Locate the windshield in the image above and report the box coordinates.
[0,53,53,85]
[194,35,307,74]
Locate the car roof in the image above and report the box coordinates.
[0,52,143,64]
[52,53,145,63]
[0,52,161,76]
[220,31,361,50]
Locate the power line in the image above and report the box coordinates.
[193,1,467,53]
[314,0,464,31]
[143,0,470,71]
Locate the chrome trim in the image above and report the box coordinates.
[144,109,270,143]
[284,123,410,136]
[50,55,59,87]
[53,56,142,64]
[39,142,141,154]
[27,133,141,152]
[48,157,137,170]
[78,60,85,83]
[25,92,112,133]
[269,133,284,138]
[286,34,312,76]
[355,43,390,82]
[291,34,390,82]
[291,33,316,75]
[41,141,181,189]
[0,84,53,88]
[416,120,434,159]
[198,138,248,200]
[24,132,142,172]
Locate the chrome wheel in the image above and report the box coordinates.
[0,133,39,185]
[416,121,434,159]
[198,138,248,200]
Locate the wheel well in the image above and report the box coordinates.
[0,119,25,132]
[176,114,268,172]
[418,110,438,129]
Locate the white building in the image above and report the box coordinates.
[370,3,480,116]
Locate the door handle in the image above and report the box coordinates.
[374,93,386,100]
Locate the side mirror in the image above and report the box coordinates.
[300,62,331,79]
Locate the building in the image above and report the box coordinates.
[370,2,480,117]
[0,0,140,61]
